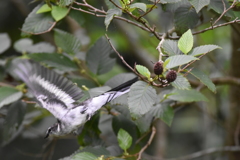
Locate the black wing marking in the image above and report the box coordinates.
[10,59,84,108]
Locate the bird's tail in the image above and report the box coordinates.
[107,77,139,93]
[103,77,139,103]
[85,77,139,115]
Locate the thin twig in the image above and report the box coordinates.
[105,34,169,87]
[72,0,240,40]
[193,18,240,36]
[138,0,160,19]
[137,126,156,160]
[20,21,56,35]
[72,1,151,32]
[179,53,206,72]
[156,33,167,62]
[109,0,162,40]
[212,0,238,26]
[105,34,138,74]
[114,16,151,32]
[105,34,147,82]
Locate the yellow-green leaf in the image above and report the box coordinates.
[51,6,69,21]
[136,65,150,79]
[178,29,193,54]
[36,4,52,14]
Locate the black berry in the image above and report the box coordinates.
[154,61,163,75]
[166,70,177,82]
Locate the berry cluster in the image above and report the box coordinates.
[154,61,177,84]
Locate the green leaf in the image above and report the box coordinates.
[136,65,151,79]
[135,113,153,133]
[189,44,221,56]
[0,33,11,54]
[86,36,116,75]
[72,152,98,160]
[14,38,55,53]
[121,0,131,6]
[112,115,137,144]
[0,66,5,81]
[178,29,193,54]
[174,4,199,35]
[161,40,181,56]
[0,87,23,108]
[25,42,55,53]
[209,0,235,18]
[59,0,74,7]
[21,4,55,37]
[2,101,26,145]
[4,101,26,128]
[168,89,208,102]
[28,53,78,71]
[128,81,157,116]
[164,55,198,69]
[78,146,110,157]
[14,38,33,52]
[149,104,174,126]
[72,77,97,89]
[117,128,132,150]
[111,105,131,119]
[36,4,52,14]
[171,73,191,90]
[105,9,122,31]
[68,9,85,26]
[163,0,190,12]
[51,6,69,21]
[129,3,147,12]
[190,69,216,93]
[54,29,81,55]
[189,0,210,13]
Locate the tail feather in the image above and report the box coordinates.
[107,77,138,92]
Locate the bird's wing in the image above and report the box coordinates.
[9,59,84,109]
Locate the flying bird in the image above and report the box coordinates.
[10,59,138,138]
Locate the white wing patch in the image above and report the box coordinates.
[30,75,75,106]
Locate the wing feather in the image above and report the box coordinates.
[9,59,84,108]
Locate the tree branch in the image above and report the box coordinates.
[212,0,238,26]
[105,34,170,88]
[72,0,240,40]
[72,1,151,32]
[136,126,156,160]
[138,0,160,19]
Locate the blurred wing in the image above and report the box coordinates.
[9,59,84,108]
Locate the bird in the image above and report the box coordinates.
[9,59,138,138]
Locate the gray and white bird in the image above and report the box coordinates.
[10,59,138,138]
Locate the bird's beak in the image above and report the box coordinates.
[44,128,51,139]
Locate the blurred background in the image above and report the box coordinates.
[0,0,239,160]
